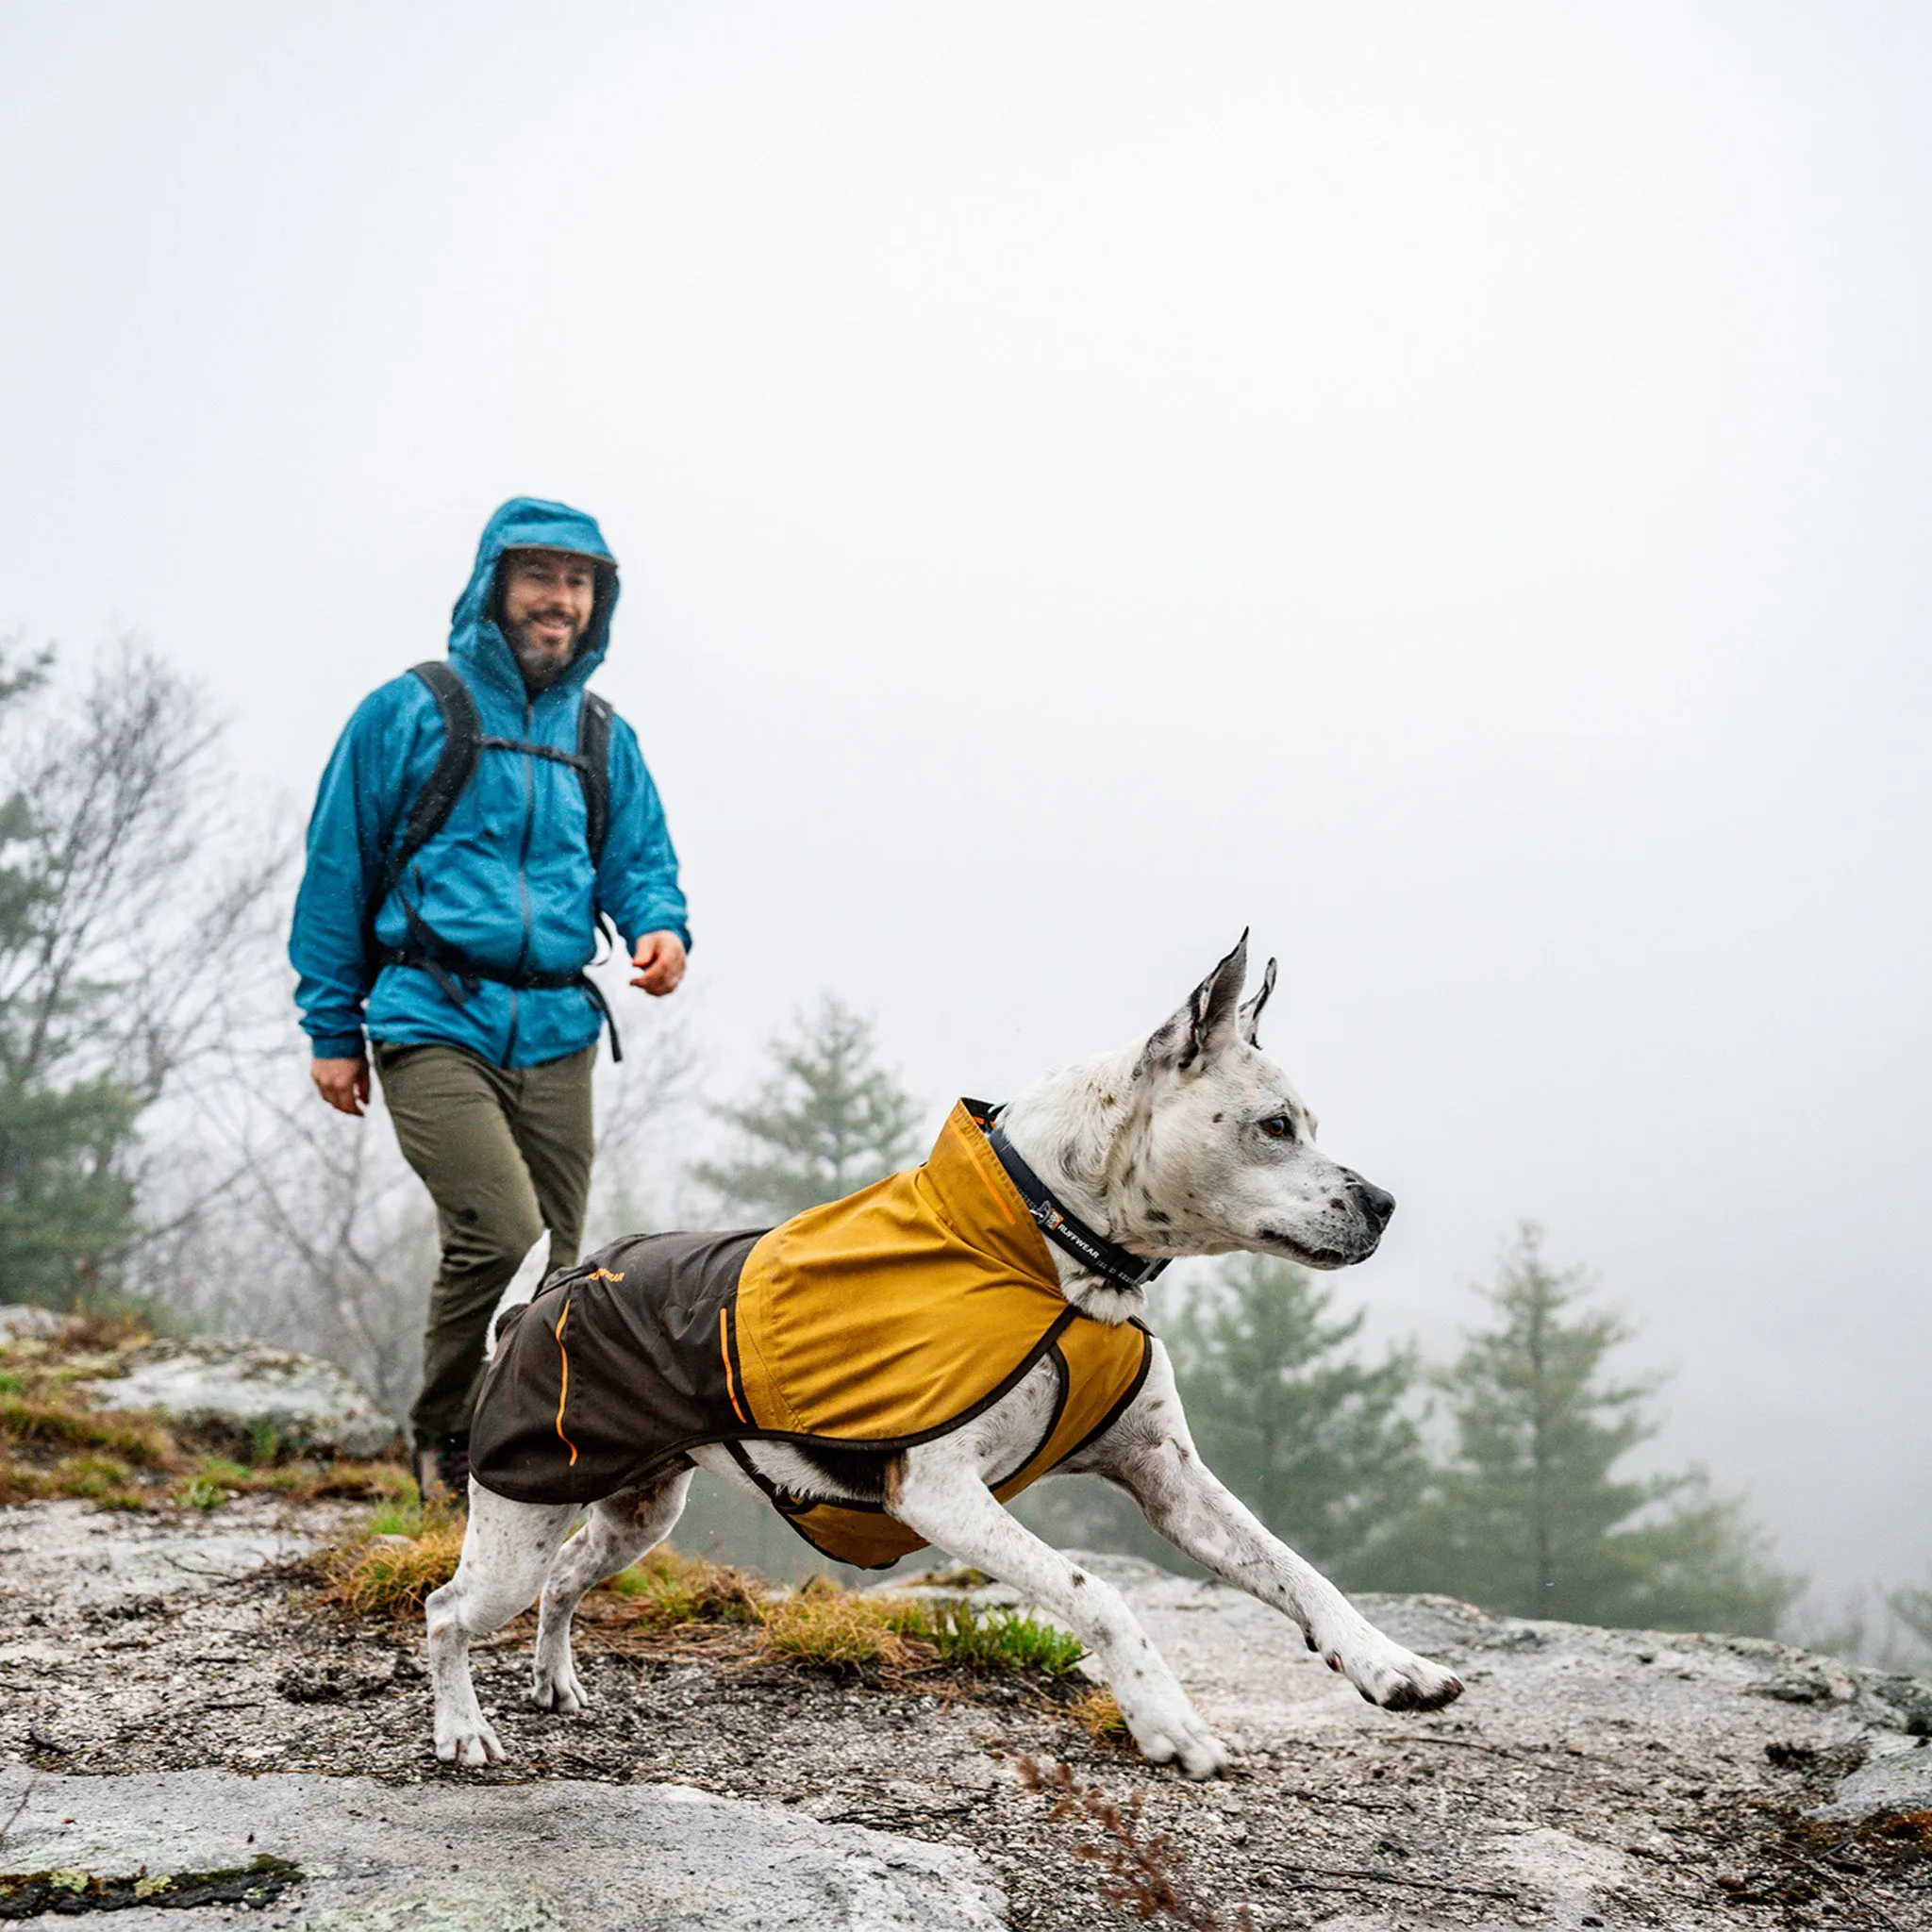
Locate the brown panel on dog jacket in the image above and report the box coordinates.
[469,1101,1152,1567]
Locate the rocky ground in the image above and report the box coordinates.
[2,1495,1929,1930]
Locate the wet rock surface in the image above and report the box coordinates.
[2,1507,1928,1929]
[0,1496,319,1602]
[72,1338,401,1462]
[0,1768,1002,1931]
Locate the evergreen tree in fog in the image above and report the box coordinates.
[1411,1224,1796,1635]
[0,644,135,1300]
[692,995,921,1222]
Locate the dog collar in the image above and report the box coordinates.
[966,1100,1172,1294]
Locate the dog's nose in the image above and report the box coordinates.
[1345,1174,1396,1232]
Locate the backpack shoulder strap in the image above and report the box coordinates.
[395,662,482,881]
[366,660,480,934]
[575,690,614,869]
[362,662,480,975]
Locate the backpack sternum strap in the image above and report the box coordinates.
[390,664,613,881]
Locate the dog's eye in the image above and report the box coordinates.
[1258,1113,1295,1141]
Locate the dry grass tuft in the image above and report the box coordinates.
[324,1510,467,1613]
[757,1582,1087,1678]
[56,1311,153,1350]
[50,1452,152,1509]
[758,1588,914,1670]
[0,1393,179,1468]
[1069,1689,1130,1745]
[0,1456,39,1507]
[294,1460,417,1502]
[180,1457,415,1507]
[601,1545,762,1629]
[0,1448,158,1509]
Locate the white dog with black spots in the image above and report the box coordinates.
[427,936,1463,1775]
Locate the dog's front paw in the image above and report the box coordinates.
[1321,1635,1463,1714]
[1119,1685,1229,1779]
[531,1657,589,1715]
[434,1711,505,1767]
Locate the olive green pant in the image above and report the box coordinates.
[374,1041,595,1453]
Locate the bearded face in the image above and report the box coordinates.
[498,548,599,690]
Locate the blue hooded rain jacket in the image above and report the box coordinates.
[290,498,690,1070]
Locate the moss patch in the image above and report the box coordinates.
[0,1854,302,1917]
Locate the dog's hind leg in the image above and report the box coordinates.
[425,1488,578,1767]
[531,1465,693,1714]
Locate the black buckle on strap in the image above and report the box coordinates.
[377,886,625,1061]
[965,1099,1170,1294]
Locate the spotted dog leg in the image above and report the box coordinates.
[425,1486,578,1767]
[530,1466,694,1713]
[1085,1346,1463,1713]
[889,1449,1231,1779]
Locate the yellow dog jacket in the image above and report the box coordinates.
[471,1100,1152,1567]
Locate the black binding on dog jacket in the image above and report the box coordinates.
[469,1102,1153,1567]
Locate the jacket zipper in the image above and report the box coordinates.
[505,693,539,1064]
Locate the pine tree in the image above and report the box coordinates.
[0,1076,139,1305]
[691,995,921,1222]
[0,644,142,1306]
[1165,1253,1428,1586]
[1414,1224,1796,1635]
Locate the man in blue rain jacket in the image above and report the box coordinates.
[291,498,690,1497]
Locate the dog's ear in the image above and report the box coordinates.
[1239,957,1277,1048]
[1142,931,1251,1074]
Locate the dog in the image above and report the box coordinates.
[426,935,1463,1776]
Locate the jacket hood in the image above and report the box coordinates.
[449,497,620,702]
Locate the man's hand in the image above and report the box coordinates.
[312,1056,371,1117]
[630,930,687,996]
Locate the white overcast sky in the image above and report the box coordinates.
[3,2,1927,1619]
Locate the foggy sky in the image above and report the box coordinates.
[3,2,1927,1624]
